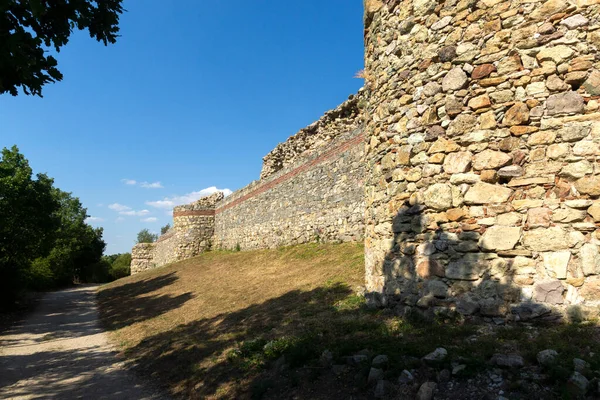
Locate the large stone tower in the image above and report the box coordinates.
[363,0,600,319]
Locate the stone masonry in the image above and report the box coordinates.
[131,0,600,320]
[363,0,600,319]
[131,105,365,271]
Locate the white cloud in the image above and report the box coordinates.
[146,186,233,210]
[115,217,125,223]
[108,203,132,212]
[140,181,164,189]
[120,209,150,217]
[141,217,158,223]
[85,216,104,223]
[121,179,137,185]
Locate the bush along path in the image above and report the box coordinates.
[0,285,168,399]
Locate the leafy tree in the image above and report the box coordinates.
[1,0,124,96]
[160,224,171,235]
[31,188,106,286]
[109,253,131,279]
[137,228,158,244]
[0,146,58,305]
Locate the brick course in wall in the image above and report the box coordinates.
[214,128,365,250]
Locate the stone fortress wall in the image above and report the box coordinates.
[132,0,600,320]
[131,93,366,273]
[363,0,600,319]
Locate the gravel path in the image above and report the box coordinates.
[0,285,168,399]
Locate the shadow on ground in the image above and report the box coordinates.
[98,272,193,330]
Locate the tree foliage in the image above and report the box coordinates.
[137,228,158,244]
[1,146,108,306]
[0,146,58,303]
[1,0,124,96]
[109,253,131,279]
[160,224,171,235]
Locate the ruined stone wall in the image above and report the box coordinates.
[151,230,178,267]
[171,192,223,260]
[363,0,600,319]
[215,128,365,250]
[130,193,222,274]
[131,243,156,275]
[260,92,365,179]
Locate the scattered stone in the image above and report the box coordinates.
[537,349,558,367]
[423,348,448,363]
[372,354,389,368]
[417,382,437,400]
[368,367,385,384]
[491,353,524,368]
[569,371,589,393]
[573,358,589,373]
[398,369,414,384]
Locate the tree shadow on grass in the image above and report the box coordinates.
[117,281,489,399]
[98,272,193,331]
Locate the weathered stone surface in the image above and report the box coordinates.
[583,70,600,96]
[575,176,600,196]
[581,243,600,276]
[443,151,473,174]
[588,203,600,222]
[528,208,552,228]
[423,184,453,210]
[471,64,496,80]
[497,166,523,178]
[442,67,468,92]
[468,94,491,110]
[446,254,489,280]
[536,45,574,64]
[531,0,570,20]
[560,14,588,29]
[478,225,521,251]
[464,183,513,204]
[523,227,568,251]
[560,161,593,179]
[534,280,565,304]
[361,0,600,316]
[543,251,570,279]
[546,92,585,116]
[503,102,530,126]
[472,150,512,170]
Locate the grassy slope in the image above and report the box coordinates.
[99,243,600,400]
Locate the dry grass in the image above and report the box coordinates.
[98,243,365,398]
[98,243,600,400]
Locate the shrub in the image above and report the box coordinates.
[109,253,131,280]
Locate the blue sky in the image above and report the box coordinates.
[0,0,364,254]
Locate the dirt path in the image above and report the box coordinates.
[0,285,168,399]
